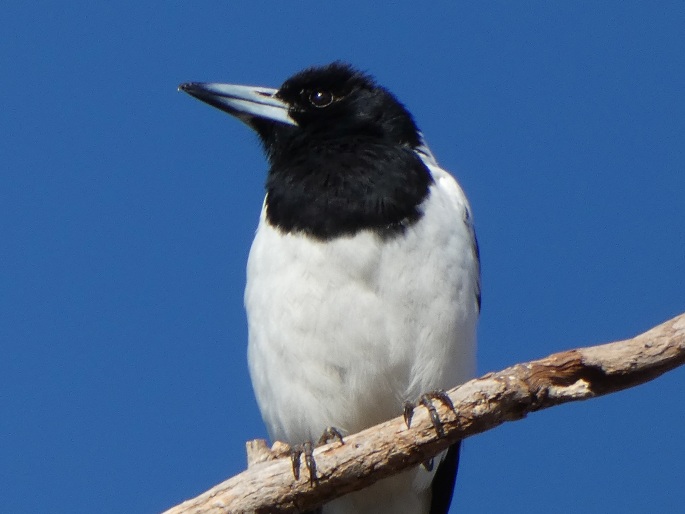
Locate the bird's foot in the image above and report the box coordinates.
[290,426,345,484]
[290,441,316,484]
[317,426,345,446]
[403,390,455,438]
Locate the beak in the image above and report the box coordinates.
[179,82,297,126]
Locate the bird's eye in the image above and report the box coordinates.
[308,89,334,108]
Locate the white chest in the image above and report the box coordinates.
[245,175,478,444]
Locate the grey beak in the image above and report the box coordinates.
[179,82,297,126]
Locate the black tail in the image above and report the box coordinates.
[429,442,461,514]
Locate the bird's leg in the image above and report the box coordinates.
[290,441,316,484]
[403,400,417,429]
[317,426,345,446]
[290,444,303,481]
[404,391,455,470]
[290,427,345,484]
[403,390,456,438]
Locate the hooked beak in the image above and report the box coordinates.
[179,82,297,127]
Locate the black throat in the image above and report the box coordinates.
[264,135,433,240]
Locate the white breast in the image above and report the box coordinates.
[244,163,479,513]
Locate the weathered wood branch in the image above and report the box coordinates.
[162,312,685,514]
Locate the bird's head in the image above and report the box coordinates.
[179,62,423,163]
[180,63,434,239]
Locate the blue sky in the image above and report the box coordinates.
[2,2,684,513]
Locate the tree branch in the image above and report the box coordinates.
[162,312,685,514]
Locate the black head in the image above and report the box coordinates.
[264,62,422,154]
[180,63,433,240]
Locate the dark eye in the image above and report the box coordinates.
[308,89,334,108]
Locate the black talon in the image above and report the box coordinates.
[303,441,318,485]
[405,390,455,437]
[422,458,434,471]
[289,442,318,483]
[426,390,455,412]
[289,427,344,485]
[317,426,345,446]
[403,400,415,428]
[290,444,303,480]
[420,395,445,437]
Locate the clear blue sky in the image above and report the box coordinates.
[2,2,684,513]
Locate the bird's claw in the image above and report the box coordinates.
[403,400,416,428]
[317,426,345,446]
[404,390,455,438]
[290,441,316,484]
[290,426,344,484]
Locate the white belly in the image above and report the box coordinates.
[245,173,479,513]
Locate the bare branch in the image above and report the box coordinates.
[162,312,685,514]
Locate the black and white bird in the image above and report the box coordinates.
[180,62,480,514]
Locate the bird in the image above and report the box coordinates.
[180,62,480,514]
